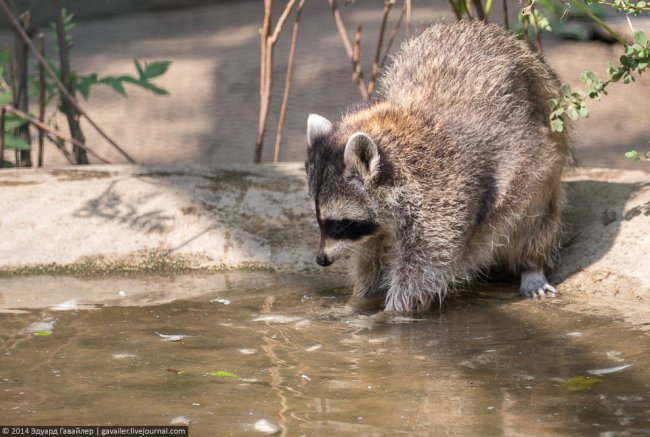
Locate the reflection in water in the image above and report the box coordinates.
[0,274,649,435]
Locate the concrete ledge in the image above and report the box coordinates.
[0,164,340,275]
[0,164,648,305]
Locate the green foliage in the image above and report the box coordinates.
[0,5,172,169]
[50,7,75,44]
[74,60,171,99]
[550,30,649,136]
[584,0,650,15]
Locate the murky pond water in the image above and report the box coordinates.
[1,273,649,435]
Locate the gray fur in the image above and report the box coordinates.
[305,21,571,312]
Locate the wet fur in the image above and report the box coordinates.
[306,21,571,312]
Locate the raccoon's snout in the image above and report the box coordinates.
[316,252,332,267]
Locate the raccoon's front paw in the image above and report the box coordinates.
[519,270,557,298]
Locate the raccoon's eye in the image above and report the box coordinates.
[322,219,377,240]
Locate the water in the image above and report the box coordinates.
[1,273,649,435]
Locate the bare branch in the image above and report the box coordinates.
[368,0,395,97]
[37,32,45,167]
[353,25,369,100]
[269,0,298,44]
[0,0,136,164]
[448,0,462,20]
[530,5,543,54]
[472,0,486,20]
[328,0,354,59]
[254,0,273,163]
[0,107,5,168]
[503,0,510,30]
[380,1,406,68]
[274,0,305,163]
[6,106,113,164]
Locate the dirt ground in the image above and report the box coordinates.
[1,0,649,168]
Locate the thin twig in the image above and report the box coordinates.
[368,0,394,97]
[269,0,297,43]
[0,106,5,168]
[328,0,369,99]
[13,11,31,167]
[6,106,113,164]
[503,0,510,30]
[328,0,354,59]
[380,1,406,68]
[352,25,369,100]
[472,0,486,19]
[0,0,136,164]
[254,0,297,163]
[37,33,45,167]
[274,0,305,163]
[530,4,543,53]
[405,0,411,30]
[465,0,475,19]
[45,133,75,164]
[54,0,87,164]
[254,0,273,163]
[447,0,462,21]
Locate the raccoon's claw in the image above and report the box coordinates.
[519,270,557,299]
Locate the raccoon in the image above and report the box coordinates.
[304,20,571,312]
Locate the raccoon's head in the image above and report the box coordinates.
[305,114,386,267]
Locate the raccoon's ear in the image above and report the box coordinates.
[307,114,334,148]
[344,132,380,185]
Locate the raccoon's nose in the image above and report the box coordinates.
[316,253,332,267]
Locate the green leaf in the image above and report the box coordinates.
[625,150,641,161]
[560,84,572,96]
[205,370,240,378]
[0,48,10,67]
[99,76,127,96]
[3,133,31,150]
[564,376,604,391]
[34,331,52,337]
[2,159,14,168]
[137,81,169,96]
[76,73,98,99]
[0,92,12,105]
[134,59,145,78]
[140,61,171,80]
[551,119,565,133]
[4,114,27,130]
[578,106,589,118]
[567,106,579,121]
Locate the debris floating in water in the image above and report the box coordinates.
[238,348,257,355]
[564,376,604,391]
[33,331,52,337]
[22,320,55,335]
[51,299,79,311]
[205,370,240,378]
[252,315,304,324]
[118,290,127,297]
[587,364,632,376]
[254,419,280,434]
[112,353,137,360]
[155,332,191,341]
[167,368,186,375]
[210,297,231,305]
[305,344,322,352]
[566,332,583,337]
[170,415,191,425]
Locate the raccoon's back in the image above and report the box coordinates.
[380,21,559,123]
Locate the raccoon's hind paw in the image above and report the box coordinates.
[519,270,557,299]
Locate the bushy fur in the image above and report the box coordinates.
[305,21,571,312]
